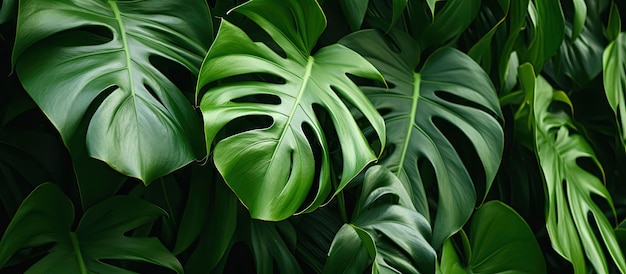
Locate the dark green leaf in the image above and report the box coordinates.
[544,7,605,89]
[197,0,385,221]
[341,30,504,248]
[519,0,565,70]
[0,182,182,273]
[607,2,621,41]
[325,166,436,274]
[440,201,547,273]
[12,0,213,183]
[0,0,16,24]
[421,0,481,49]
[251,220,303,274]
[340,0,368,31]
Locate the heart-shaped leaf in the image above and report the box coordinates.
[12,0,213,183]
[197,0,385,221]
[340,30,504,248]
[325,166,436,274]
[0,182,182,273]
[518,63,626,274]
[440,201,547,274]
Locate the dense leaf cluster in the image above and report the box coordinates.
[1,0,626,273]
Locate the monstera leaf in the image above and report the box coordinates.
[12,0,213,183]
[519,0,565,70]
[440,201,546,274]
[324,166,436,274]
[603,33,626,152]
[340,30,504,248]
[196,0,385,221]
[518,63,626,274]
[0,183,182,273]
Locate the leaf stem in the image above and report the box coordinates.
[70,232,88,274]
[337,190,349,223]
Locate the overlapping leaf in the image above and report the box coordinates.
[197,0,385,221]
[519,0,565,70]
[519,63,626,273]
[325,166,435,274]
[340,30,504,247]
[0,183,182,273]
[603,32,626,151]
[12,0,213,183]
[440,201,546,274]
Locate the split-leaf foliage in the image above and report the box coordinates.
[1,0,626,273]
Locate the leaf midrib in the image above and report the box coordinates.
[108,0,143,165]
[70,231,87,274]
[268,56,314,166]
[396,73,420,179]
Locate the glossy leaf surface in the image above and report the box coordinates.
[519,63,626,274]
[603,33,626,151]
[0,183,182,273]
[440,201,547,274]
[12,0,212,183]
[341,30,504,247]
[197,0,385,221]
[325,166,436,274]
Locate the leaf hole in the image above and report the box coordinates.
[432,116,488,201]
[144,84,167,109]
[149,55,195,95]
[231,93,281,105]
[232,16,288,59]
[298,122,322,212]
[418,157,438,221]
[213,115,273,144]
[49,25,114,46]
[312,104,345,184]
[434,90,502,123]
[576,157,603,182]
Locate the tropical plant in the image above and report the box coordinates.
[1,0,626,273]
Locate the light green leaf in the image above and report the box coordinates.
[571,0,587,41]
[440,201,547,274]
[0,182,182,273]
[603,33,626,152]
[197,0,385,221]
[519,63,626,274]
[12,0,213,184]
[341,30,504,248]
[325,166,436,274]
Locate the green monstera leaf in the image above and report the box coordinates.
[324,166,436,274]
[439,201,547,274]
[0,183,182,273]
[603,32,626,152]
[340,30,504,248]
[196,0,385,221]
[518,63,626,274]
[12,0,213,184]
